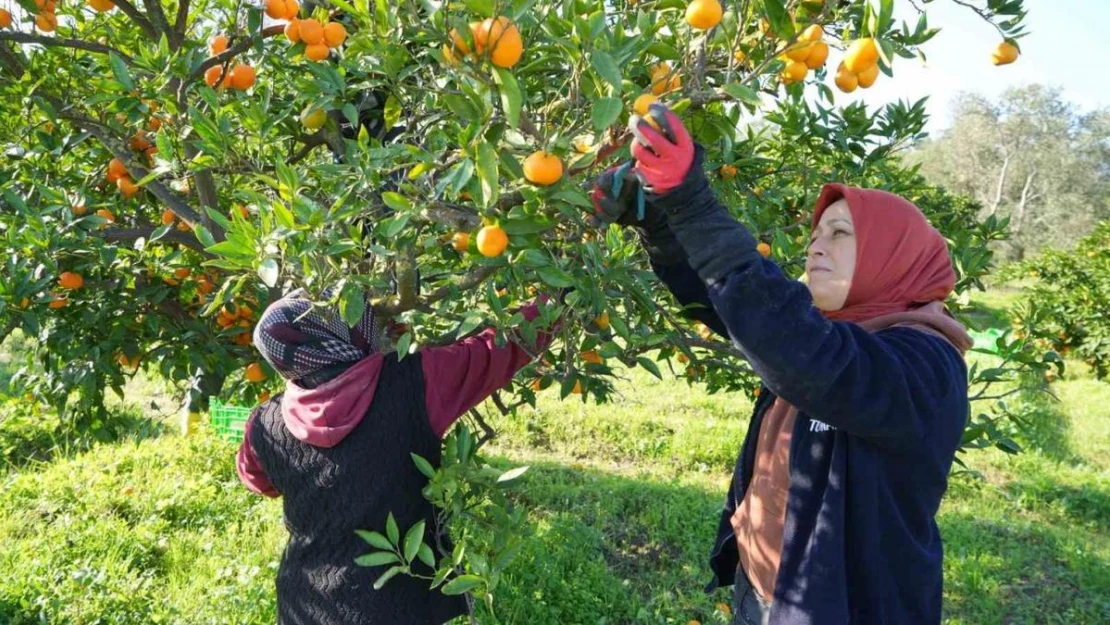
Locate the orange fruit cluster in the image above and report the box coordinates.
[105,157,142,200]
[781,25,828,85]
[33,0,57,32]
[217,302,256,345]
[445,16,523,69]
[836,38,881,93]
[650,62,682,96]
[285,17,347,62]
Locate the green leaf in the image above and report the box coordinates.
[258,258,279,288]
[441,575,484,595]
[645,42,680,60]
[417,544,436,569]
[457,313,484,339]
[109,53,134,91]
[382,192,412,211]
[496,466,529,483]
[272,202,296,229]
[761,0,792,38]
[590,51,622,94]
[500,217,555,235]
[355,530,394,551]
[493,68,523,129]
[462,0,495,17]
[879,0,895,32]
[354,552,401,567]
[207,239,254,260]
[384,213,411,238]
[403,521,425,564]
[536,266,576,288]
[395,332,413,359]
[373,565,404,590]
[636,356,663,380]
[722,83,761,106]
[386,513,400,546]
[476,141,499,209]
[411,453,436,478]
[592,97,622,134]
[343,103,359,128]
[341,283,367,327]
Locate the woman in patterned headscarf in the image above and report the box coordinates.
[237,288,554,624]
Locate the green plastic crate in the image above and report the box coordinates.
[209,399,252,441]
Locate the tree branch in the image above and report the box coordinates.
[94,226,211,255]
[192,26,285,81]
[112,0,161,40]
[0,32,135,64]
[172,0,191,48]
[374,266,500,316]
[141,0,173,41]
[56,107,222,239]
[0,41,25,79]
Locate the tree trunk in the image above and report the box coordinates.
[1007,171,1037,261]
[987,153,1011,217]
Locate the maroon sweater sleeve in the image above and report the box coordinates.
[422,302,554,438]
[236,412,280,497]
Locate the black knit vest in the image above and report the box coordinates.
[250,352,467,625]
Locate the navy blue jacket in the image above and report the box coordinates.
[648,154,969,625]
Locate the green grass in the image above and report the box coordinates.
[1,289,1108,624]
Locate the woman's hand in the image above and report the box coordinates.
[629,104,696,195]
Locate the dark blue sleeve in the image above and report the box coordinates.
[700,257,967,449]
[651,260,729,338]
[650,157,968,450]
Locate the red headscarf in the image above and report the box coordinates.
[810,184,973,352]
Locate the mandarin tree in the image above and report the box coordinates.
[1,0,1046,608]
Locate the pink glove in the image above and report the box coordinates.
[629,104,695,195]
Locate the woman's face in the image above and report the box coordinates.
[806,199,857,311]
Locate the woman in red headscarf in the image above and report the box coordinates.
[591,104,972,625]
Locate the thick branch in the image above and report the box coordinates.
[374,266,500,316]
[172,0,191,48]
[0,317,18,349]
[0,32,135,64]
[141,0,173,41]
[423,202,482,231]
[94,226,210,255]
[57,107,222,239]
[112,0,161,40]
[0,41,24,78]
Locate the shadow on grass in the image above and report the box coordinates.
[470,457,729,625]
[1010,386,1079,465]
[0,407,164,473]
[940,512,1110,625]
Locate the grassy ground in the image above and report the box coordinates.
[1,290,1108,624]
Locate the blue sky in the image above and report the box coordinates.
[824,0,1108,134]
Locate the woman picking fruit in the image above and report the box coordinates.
[235,288,556,624]
[591,103,972,625]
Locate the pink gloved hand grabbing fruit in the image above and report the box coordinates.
[628,103,696,195]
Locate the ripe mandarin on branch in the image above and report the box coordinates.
[522,151,563,186]
[476,225,509,258]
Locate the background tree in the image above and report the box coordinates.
[911,84,1110,260]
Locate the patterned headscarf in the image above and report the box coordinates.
[253,288,380,383]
